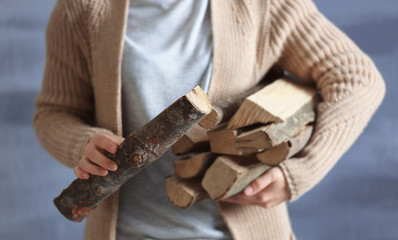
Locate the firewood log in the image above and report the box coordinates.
[54,86,212,222]
[165,175,208,208]
[235,99,317,152]
[255,125,313,165]
[201,156,271,200]
[174,152,217,179]
[227,78,317,129]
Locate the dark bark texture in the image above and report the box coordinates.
[54,87,211,222]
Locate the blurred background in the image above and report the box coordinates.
[0,0,397,239]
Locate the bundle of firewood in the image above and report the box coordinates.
[165,77,319,208]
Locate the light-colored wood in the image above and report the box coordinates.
[227,78,317,129]
[234,125,273,152]
[174,152,217,179]
[256,125,313,165]
[198,106,223,129]
[201,156,271,200]
[207,123,246,155]
[235,100,317,152]
[165,175,208,208]
[172,124,210,155]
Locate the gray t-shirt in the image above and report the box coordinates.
[116,0,232,239]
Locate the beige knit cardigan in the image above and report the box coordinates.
[34,0,385,239]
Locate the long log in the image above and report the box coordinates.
[54,86,212,222]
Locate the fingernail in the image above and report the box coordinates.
[82,173,89,179]
[109,163,118,171]
[110,146,117,153]
[100,169,108,175]
[245,186,253,195]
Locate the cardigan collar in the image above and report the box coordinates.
[92,0,250,134]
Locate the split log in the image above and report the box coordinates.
[227,78,317,129]
[171,124,210,155]
[201,156,271,200]
[198,106,223,130]
[207,123,246,155]
[174,152,217,179]
[54,86,212,222]
[255,125,313,165]
[165,175,208,208]
[235,100,317,152]
[198,66,285,130]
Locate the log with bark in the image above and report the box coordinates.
[54,86,212,222]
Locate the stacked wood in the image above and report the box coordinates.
[165,77,318,208]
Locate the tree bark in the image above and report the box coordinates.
[54,86,212,222]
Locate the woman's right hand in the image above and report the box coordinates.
[74,133,125,179]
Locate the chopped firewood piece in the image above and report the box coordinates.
[198,106,223,130]
[235,100,317,151]
[227,78,317,129]
[165,175,208,208]
[255,125,313,165]
[174,152,217,179]
[207,124,246,155]
[201,156,271,200]
[172,124,210,155]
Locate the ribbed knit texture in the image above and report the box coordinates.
[33,0,385,239]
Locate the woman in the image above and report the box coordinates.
[34,0,385,239]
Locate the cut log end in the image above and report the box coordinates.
[186,86,212,115]
[198,106,223,129]
[165,175,207,208]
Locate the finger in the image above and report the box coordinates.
[87,149,118,171]
[244,170,276,196]
[220,192,253,205]
[93,134,119,154]
[106,134,125,145]
[73,166,90,179]
[79,157,108,176]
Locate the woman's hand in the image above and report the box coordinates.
[220,167,290,208]
[74,133,124,179]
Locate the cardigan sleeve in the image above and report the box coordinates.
[268,0,385,201]
[33,1,112,168]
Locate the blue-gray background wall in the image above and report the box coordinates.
[0,1,396,239]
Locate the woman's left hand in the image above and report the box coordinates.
[220,167,290,208]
